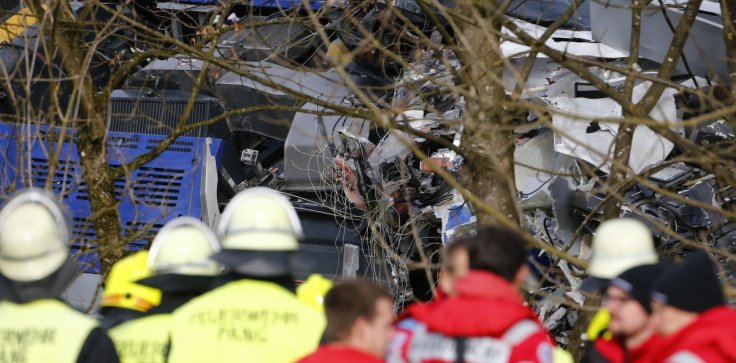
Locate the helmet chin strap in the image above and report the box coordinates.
[0,258,78,304]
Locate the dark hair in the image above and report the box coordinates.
[445,225,528,282]
[323,279,393,342]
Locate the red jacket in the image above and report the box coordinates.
[386,271,555,363]
[648,306,736,363]
[298,344,385,363]
[588,334,662,362]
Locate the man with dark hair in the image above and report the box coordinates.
[647,251,736,363]
[387,225,556,363]
[298,279,394,363]
[582,264,666,363]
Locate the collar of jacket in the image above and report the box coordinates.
[452,270,524,303]
[405,270,538,337]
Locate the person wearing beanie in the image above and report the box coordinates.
[648,251,736,363]
[581,264,666,363]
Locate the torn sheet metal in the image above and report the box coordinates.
[515,130,576,209]
[666,180,725,229]
[549,176,598,248]
[548,82,676,173]
[690,119,735,145]
[528,209,565,250]
[591,0,727,83]
[543,305,568,331]
[444,203,475,243]
[501,18,629,59]
[366,130,413,181]
[505,0,592,31]
[504,57,563,97]
[544,65,634,98]
[433,190,476,245]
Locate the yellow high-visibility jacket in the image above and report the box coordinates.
[0,299,98,363]
[110,313,171,363]
[168,279,326,363]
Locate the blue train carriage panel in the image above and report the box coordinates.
[250,0,325,10]
[0,123,16,192]
[0,122,223,273]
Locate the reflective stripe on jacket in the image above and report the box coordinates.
[648,306,736,363]
[386,271,555,363]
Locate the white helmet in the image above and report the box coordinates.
[0,189,72,282]
[215,187,302,251]
[588,218,658,280]
[213,187,302,276]
[148,217,221,276]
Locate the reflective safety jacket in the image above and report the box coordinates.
[168,279,326,363]
[386,271,555,363]
[587,309,612,342]
[110,314,170,363]
[109,279,213,363]
[647,306,736,363]
[0,299,102,363]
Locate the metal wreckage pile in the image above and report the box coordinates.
[0,0,733,333]
[371,0,736,343]
[264,0,733,341]
[365,0,734,343]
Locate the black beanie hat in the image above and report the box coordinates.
[651,251,724,313]
[609,263,667,314]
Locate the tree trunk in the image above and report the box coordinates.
[603,0,644,219]
[27,0,124,276]
[456,1,519,226]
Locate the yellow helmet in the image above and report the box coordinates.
[101,251,161,312]
[0,189,72,282]
[148,217,221,276]
[297,274,333,313]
